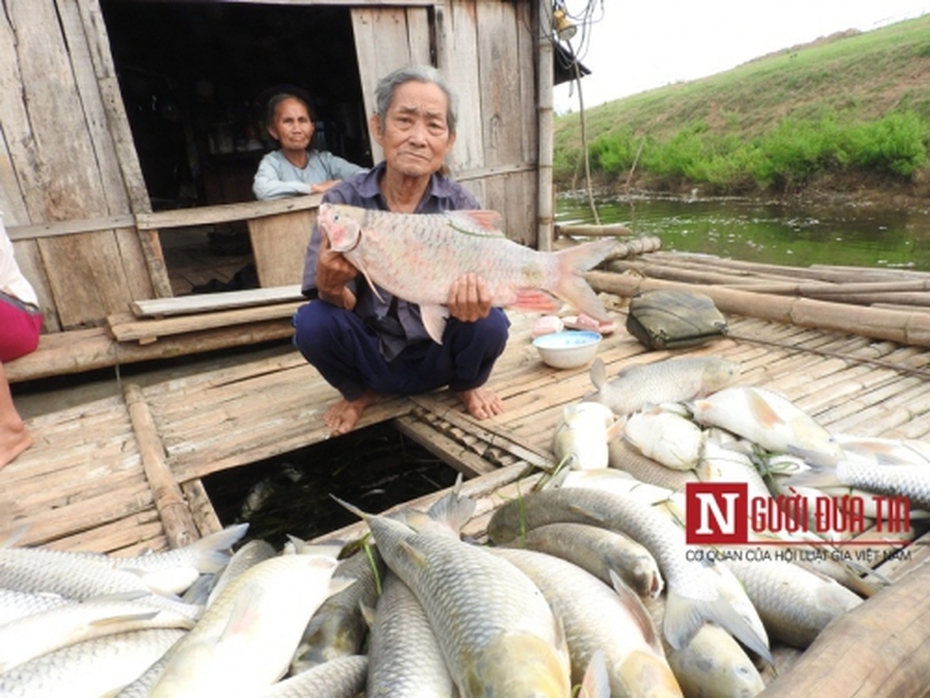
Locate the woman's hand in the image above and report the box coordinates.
[447,273,492,322]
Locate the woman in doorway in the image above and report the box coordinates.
[0,215,42,468]
[252,92,366,200]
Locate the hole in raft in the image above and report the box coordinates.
[202,422,459,549]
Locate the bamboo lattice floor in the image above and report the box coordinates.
[6,294,930,580]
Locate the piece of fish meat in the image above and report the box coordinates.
[689,385,844,466]
[587,356,740,416]
[552,401,622,471]
[486,488,772,662]
[319,202,616,343]
[491,547,683,697]
[366,572,455,698]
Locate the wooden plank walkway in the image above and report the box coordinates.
[6,294,930,566]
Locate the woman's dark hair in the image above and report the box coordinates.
[265,92,316,127]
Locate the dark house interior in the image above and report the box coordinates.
[101,1,372,211]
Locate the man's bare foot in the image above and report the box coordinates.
[0,421,32,470]
[455,386,504,420]
[324,390,378,436]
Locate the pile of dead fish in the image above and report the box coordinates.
[3,355,929,697]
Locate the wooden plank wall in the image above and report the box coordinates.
[355,1,540,246]
[0,0,169,331]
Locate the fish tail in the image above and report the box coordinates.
[186,523,250,573]
[553,239,616,321]
[664,590,772,664]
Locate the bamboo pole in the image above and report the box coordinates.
[124,383,198,548]
[555,222,633,237]
[586,271,930,348]
[554,235,662,260]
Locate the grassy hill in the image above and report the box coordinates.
[553,15,930,197]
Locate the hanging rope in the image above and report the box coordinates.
[550,1,606,225]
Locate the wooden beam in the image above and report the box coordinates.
[131,285,303,318]
[136,195,322,231]
[124,383,198,548]
[108,303,304,343]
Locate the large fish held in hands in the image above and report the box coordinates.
[318,203,617,343]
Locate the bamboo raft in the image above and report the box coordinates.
[6,250,930,693]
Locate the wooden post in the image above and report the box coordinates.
[124,383,198,548]
[536,0,554,252]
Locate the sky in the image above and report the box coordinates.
[553,1,930,113]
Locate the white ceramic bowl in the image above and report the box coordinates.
[533,330,602,369]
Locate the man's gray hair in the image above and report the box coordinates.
[374,65,458,135]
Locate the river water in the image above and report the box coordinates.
[557,192,930,271]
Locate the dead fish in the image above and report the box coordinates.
[689,385,844,466]
[206,538,277,607]
[491,547,683,697]
[148,548,347,696]
[487,488,772,662]
[608,440,701,492]
[340,500,573,697]
[365,572,455,697]
[552,401,623,470]
[290,546,384,673]
[624,406,706,471]
[642,595,765,698]
[260,654,368,698]
[724,557,862,649]
[318,202,616,343]
[0,589,72,626]
[0,593,197,674]
[508,522,664,598]
[0,627,186,698]
[587,356,740,416]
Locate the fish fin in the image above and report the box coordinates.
[746,389,786,429]
[424,480,476,535]
[397,539,430,570]
[219,581,265,639]
[359,598,376,628]
[606,417,626,442]
[589,357,607,391]
[170,523,248,573]
[666,590,773,664]
[510,288,562,313]
[356,261,385,303]
[420,304,449,344]
[552,239,616,320]
[444,209,505,235]
[579,649,610,698]
[608,570,662,652]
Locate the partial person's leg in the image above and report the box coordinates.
[0,299,41,468]
[0,363,30,469]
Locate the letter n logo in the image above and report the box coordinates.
[685,482,748,545]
